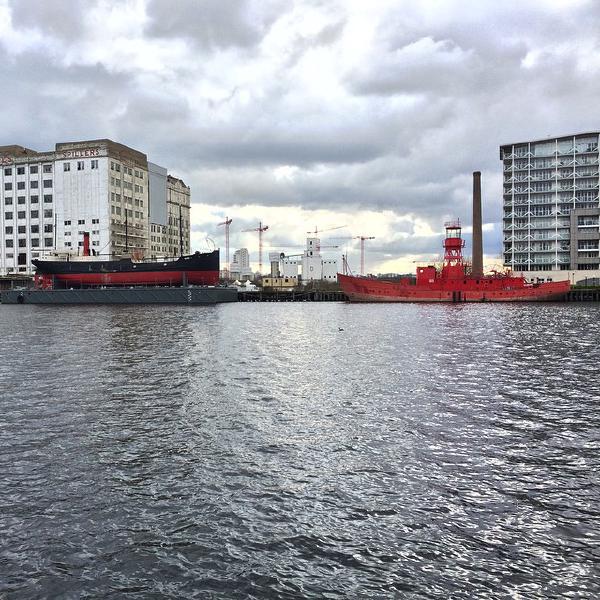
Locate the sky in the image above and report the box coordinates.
[1,0,599,273]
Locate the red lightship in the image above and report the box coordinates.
[338,219,570,302]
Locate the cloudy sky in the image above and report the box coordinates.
[1,0,599,273]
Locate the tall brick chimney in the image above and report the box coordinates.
[472,171,483,277]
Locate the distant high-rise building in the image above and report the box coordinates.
[230,248,253,280]
[0,139,192,275]
[501,132,600,276]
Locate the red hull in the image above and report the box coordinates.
[40,270,219,288]
[338,273,570,303]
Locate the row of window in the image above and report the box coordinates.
[3,165,52,176]
[4,195,53,205]
[62,241,99,247]
[63,160,98,171]
[110,163,144,179]
[4,210,53,220]
[110,192,144,207]
[5,224,53,234]
[63,230,100,236]
[6,238,53,248]
[64,219,100,225]
[110,206,144,218]
[4,180,52,191]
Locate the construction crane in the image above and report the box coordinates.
[217,216,232,280]
[330,235,375,275]
[306,225,346,236]
[241,221,269,274]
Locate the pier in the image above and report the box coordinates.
[238,289,348,302]
[566,288,600,302]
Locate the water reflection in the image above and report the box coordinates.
[1,302,599,598]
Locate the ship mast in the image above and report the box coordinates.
[179,203,183,257]
[125,210,129,254]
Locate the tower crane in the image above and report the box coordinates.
[241,221,269,274]
[306,225,346,253]
[330,235,375,275]
[217,216,232,280]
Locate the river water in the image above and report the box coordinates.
[1,302,599,599]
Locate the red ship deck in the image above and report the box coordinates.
[338,274,570,303]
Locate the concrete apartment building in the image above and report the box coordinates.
[0,139,191,275]
[501,132,600,283]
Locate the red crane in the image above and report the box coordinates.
[241,221,269,274]
[217,216,233,280]
[330,235,375,275]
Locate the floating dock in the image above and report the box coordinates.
[1,286,238,305]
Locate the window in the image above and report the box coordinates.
[43,180,53,188]
[44,238,53,247]
[30,210,39,219]
[44,209,53,218]
[92,241,99,246]
[115,163,120,172]
[30,195,38,204]
[4,167,12,176]
[64,220,71,225]
[91,160,98,169]
[17,211,25,219]
[92,229,99,235]
[111,161,115,170]
[17,166,25,175]
[18,239,26,248]
[5,226,12,234]
[77,161,84,171]
[64,231,71,236]
[4,183,12,191]
[17,181,25,190]
[44,224,53,233]
[92,218,99,224]
[65,242,71,247]
[43,194,52,203]
[31,225,39,233]
[5,239,13,247]
[18,226,26,234]
[43,164,52,173]
[29,165,38,174]
[63,162,70,172]
[31,238,39,247]
[30,180,38,189]
[78,219,85,224]
[17,196,25,204]
[4,197,12,205]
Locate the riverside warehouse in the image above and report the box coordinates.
[0,139,191,276]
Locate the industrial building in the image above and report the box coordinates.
[277,236,338,284]
[501,132,600,282]
[0,139,190,275]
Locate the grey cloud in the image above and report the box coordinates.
[145,0,285,50]
[7,0,88,39]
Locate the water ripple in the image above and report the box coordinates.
[1,302,599,598]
